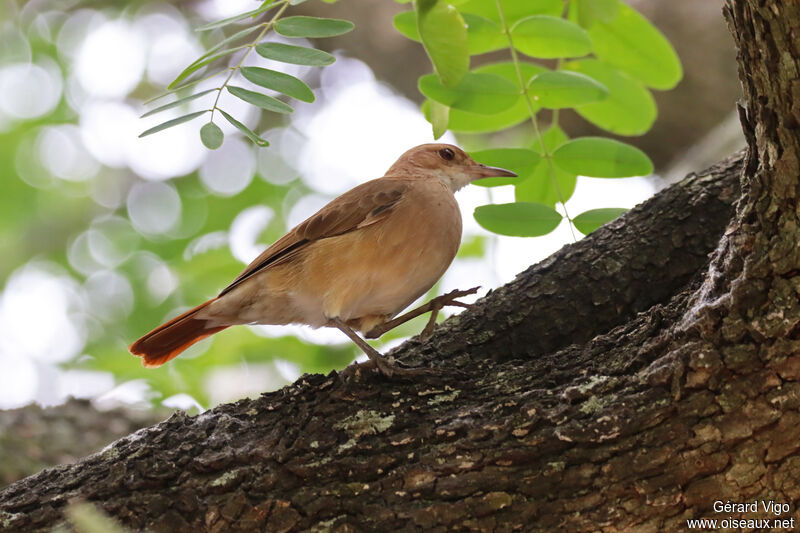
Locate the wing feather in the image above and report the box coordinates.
[218,178,408,296]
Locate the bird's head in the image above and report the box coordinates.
[387,143,517,192]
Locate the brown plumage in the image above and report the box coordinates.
[129,300,227,368]
[129,143,516,376]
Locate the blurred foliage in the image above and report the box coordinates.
[0,0,435,408]
[63,501,130,533]
[141,1,353,148]
[0,0,680,410]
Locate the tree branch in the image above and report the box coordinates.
[8,1,800,531]
[0,155,742,532]
[401,153,742,366]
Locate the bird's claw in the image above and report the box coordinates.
[419,286,480,339]
[438,286,480,303]
[354,356,441,379]
[363,287,481,340]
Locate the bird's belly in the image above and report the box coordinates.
[205,183,462,332]
[303,211,460,322]
[203,235,453,331]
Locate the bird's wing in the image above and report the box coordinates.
[218,178,409,296]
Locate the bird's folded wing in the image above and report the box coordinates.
[218,178,409,296]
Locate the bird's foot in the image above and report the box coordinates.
[350,354,441,379]
[430,286,480,310]
[420,286,480,339]
[331,317,438,379]
[364,286,481,340]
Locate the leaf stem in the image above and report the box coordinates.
[144,68,235,105]
[209,0,291,122]
[494,0,577,241]
[551,59,564,127]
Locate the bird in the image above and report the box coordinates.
[129,143,516,377]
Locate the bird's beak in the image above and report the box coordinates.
[469,163,517,180]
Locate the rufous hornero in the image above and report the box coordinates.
[130,144,516,377]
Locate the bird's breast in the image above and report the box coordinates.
[305,181,462,321]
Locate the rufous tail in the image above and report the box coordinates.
[129,299,228,368]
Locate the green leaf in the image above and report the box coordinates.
[518,161,577,207]
[255,43,335,66]
[527,70,608,109]
[393,11,419,40]
[469,148,540,187]
[196,3,275,31]
[150,69,226,102]
[552,137,653,177]
[200,122,224,149]
[418,71,519,114]
[140,89,217,118]
[453,0,563,24]
[573,207,627,235]
[168,47,245,89]
[442,62,545,132]
[394,11,505,55]
[575,0,618,26]
[415,0,469,86]
[275,16,355,38]
[563,59,656,135]
[462,13,506,54]
[428,99,449,139]
[218,109,269,146]
[511,15,592,59]
[195,25,262,63]
[587,2,681,89]
[227,86,294,114]
[474,202,562,237]
[138,110,208,138]
[516,125,577,206]
[241,67,314,103]
[532,123,569,156]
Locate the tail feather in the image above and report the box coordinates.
[129,299,228,367]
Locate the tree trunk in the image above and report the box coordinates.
[2,1,799,531]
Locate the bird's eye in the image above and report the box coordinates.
[439,148,455,161]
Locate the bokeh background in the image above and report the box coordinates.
[0,0,741,412]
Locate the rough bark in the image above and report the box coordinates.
[0,158,741,532]
[0,399,167,488]
[2,1,800,531]
[401,155,741,365]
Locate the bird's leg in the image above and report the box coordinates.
[365,286,480,340]
[331,318,443,379]
[330,317,398,378]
